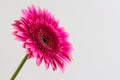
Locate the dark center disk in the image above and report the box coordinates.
[42,36,49,45]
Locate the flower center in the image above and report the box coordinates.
[36,26,58,51]
[41,36,49,45]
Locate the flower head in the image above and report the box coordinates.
[12,5,72,72]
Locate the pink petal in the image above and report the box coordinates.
[15,36,27,41]
[51,60,57,71]
[36,57,43,66]
[25,38,33,43]
[26,48,34,59]
[44,57,50,70]
[24,43,35,49]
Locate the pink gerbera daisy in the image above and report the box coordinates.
[12,5,72,72]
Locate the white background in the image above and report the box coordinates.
[0,0,120,80]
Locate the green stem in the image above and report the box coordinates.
[10,54,28,80]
